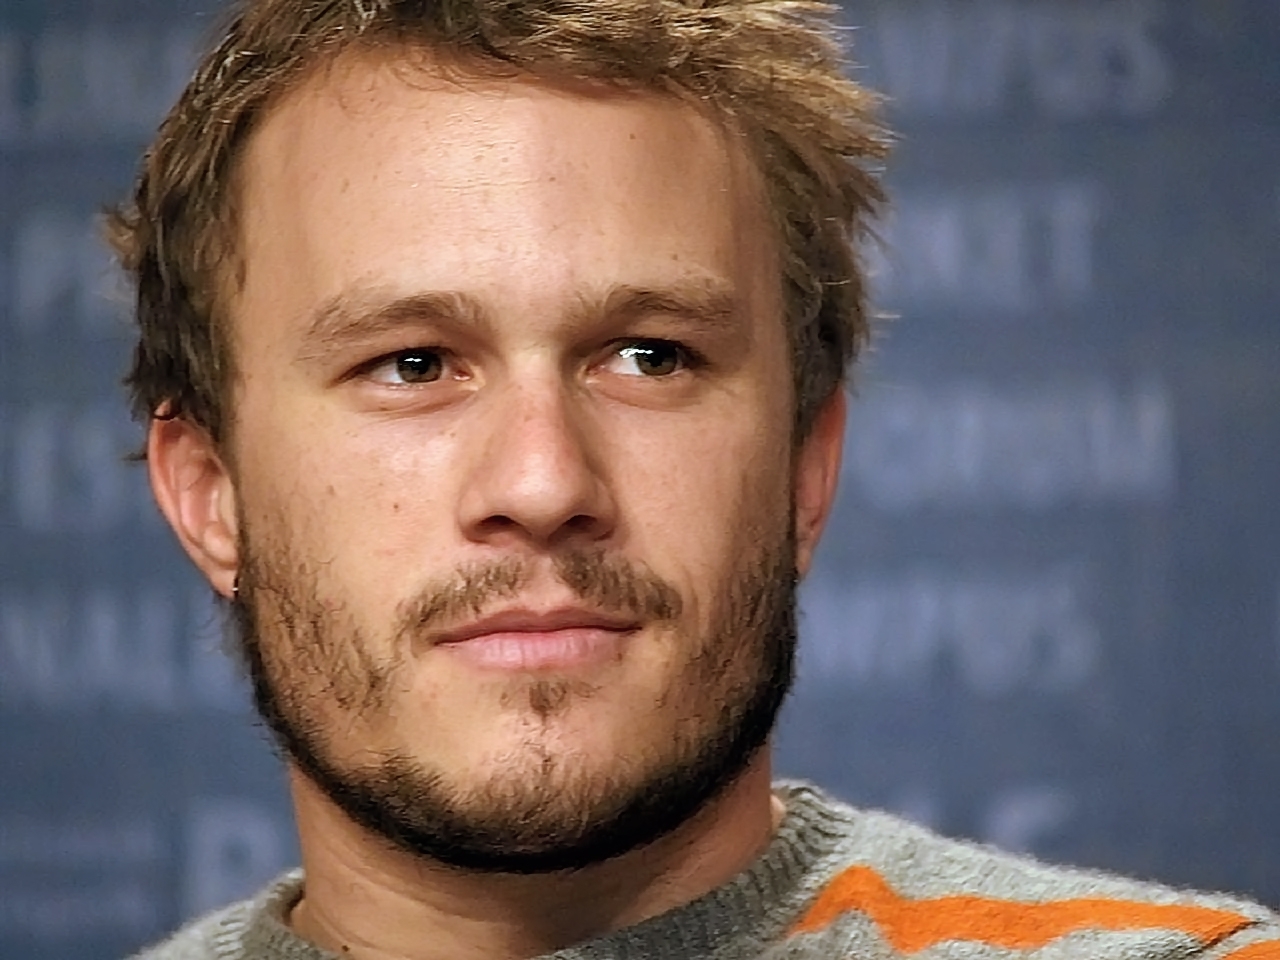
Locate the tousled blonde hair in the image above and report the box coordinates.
[108,0,889,444]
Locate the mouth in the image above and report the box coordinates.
[432,607,641,671]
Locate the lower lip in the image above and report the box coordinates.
[438,627,632,671]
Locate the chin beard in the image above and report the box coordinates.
[229,531,797,874]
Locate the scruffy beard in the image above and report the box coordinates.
[230,521,798,874]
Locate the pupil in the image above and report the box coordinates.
[396,352,442,383]
[634,344,678,376]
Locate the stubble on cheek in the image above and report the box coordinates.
[238,528,402,722]
[233,501,689,743]
[221,447,800,871]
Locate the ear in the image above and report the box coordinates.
[147,416,240,598]
[793,388,846,577]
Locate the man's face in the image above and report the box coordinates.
[218,53,821,870]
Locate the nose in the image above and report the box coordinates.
[458,374,617,550]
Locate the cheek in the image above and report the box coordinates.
[234,408,460,602]
[609,409,790,596]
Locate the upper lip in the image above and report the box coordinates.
[433,607,640,646]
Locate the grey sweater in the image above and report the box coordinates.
[130,783,1280,959]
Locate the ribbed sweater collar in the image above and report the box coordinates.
[226,782,845,960]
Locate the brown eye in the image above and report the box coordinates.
[366,349,447,385]
[394,351,444,383]
[615,341,684,377]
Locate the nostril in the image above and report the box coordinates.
[565,514,598,532]
[480,514,522,532]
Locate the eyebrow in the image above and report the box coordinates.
[297,290,486,361]
[591,279,738,331]
[295,277,741,362]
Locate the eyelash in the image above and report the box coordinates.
[610,338,705,375]
[356,347,459,386]
[355,338,706,385]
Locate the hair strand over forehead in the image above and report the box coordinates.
[107,0,890,447]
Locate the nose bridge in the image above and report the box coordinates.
[507,370,585,469]
[460,361,612,546]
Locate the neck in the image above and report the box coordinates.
[286,754,783,960]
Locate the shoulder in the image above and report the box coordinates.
[778,783,1280,959]
[127,870,307,960]
[128,903,249,960]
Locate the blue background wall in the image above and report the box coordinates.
[1,1,1277,956]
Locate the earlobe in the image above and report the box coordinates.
[147,416,240,598]
[793,389,846,577]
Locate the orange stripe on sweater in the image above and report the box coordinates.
[1222,943,1280,959]
[790,865,1253,954]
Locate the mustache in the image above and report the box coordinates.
[395,550,684,637]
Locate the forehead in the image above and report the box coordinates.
[231,49,779,338]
